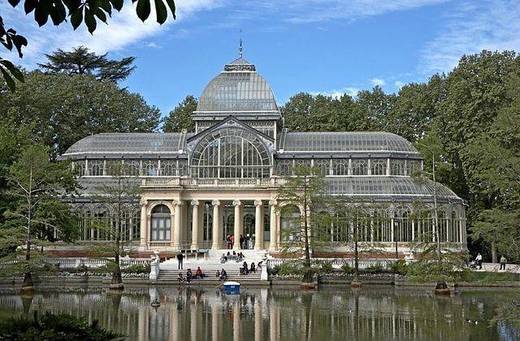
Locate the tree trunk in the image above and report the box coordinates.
[491,241,497,264]
[110,252,124,290]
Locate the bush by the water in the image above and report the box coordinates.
[0,311,121,340]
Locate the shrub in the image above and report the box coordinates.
[365,263,385,273]
[341,263,355,274]
[0,311,121,340]
[123,263,150,274]
[390,260,408,275]
[319,261,334,274]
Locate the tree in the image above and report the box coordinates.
[276,166,331,284]
[354,86,396,131]
[92,162,140,290]
[3,144,76,291]
[2,71,161,158]
[1,0,177,90]
[163,95,197,132]
[38,46,135,82]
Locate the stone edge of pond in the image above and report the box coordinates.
[0,276,519,289]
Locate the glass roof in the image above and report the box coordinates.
[324,176,461,201]
[283,132,418,153]
[63,133,189,156]
[196,61,278,113]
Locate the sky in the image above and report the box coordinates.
[2,0,520,116]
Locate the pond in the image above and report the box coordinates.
[0,286,518,340]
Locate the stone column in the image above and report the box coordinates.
[254,200,264,250]
[269,201,278,251]
[191,200,200,249]
[212,200,221,250]
[173,201,183,249]
[233,200,243,250]
[140,201,147,248]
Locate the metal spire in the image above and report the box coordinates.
[239,30,243,58]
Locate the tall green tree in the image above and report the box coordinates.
[2,71,160,158]
[92,162,141,290]
[3,144,77,291]
[163,95,197,132]
[38,46,135,82]
[1,0,177,90]
[276,166,331,283]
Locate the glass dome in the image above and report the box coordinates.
[196,58,278,113]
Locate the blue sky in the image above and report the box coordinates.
[2,0,520,116]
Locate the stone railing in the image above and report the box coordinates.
[46,257,151,269]
[267,258,395,270]
[141,177,283,188]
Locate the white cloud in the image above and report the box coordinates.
[268,0,450,24]
[311,87,360,99]
[370,78,385,87]
[0,0,222,67]
[394,81,405,89]
[421,0,520,74]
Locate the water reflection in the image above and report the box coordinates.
[0,286,518,340]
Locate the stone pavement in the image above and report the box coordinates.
[477,263,520,273]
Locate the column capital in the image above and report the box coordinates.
[254,200,263,207]
[173,200,185,207]
[269,199,278,206]
[190,200,199,207]
[233,200,242,207]
[212,200,221,206]
[140,199,148,206]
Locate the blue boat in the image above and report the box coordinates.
[223,281,240,295]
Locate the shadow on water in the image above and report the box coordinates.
[0,286,518,340]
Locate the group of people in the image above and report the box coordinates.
[177,266,205,283]
[240,261,260,275]
[225,234,254,249]
[215,269,228,281]
[221,251,244,263]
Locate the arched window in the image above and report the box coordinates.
[370,159,387,175]
[352,159,368,175]
[151,205,171,241]
[190,127,271,178]
[332,159,349,175]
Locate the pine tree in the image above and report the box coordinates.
[38,46,135,82]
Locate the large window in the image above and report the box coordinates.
[191,127,271,178]
[151,205,171,241]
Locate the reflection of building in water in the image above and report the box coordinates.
[0,288,510,340]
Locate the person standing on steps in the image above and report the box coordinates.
[177,252,184,270]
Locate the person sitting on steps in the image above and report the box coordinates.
[220,269,228,281]
[195,266,204,279]
[186,269,193,283]
[250,262,256,273]
[177,272,185,283]
[241,261,249,275]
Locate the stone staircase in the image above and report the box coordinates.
[156,249,268,285]
[157,268,261,282]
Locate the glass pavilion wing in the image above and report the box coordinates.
[281,132,419,153]
[190,127,271,178]
[324,177,462,202]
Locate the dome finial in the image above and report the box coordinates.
[239,30,244,58]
